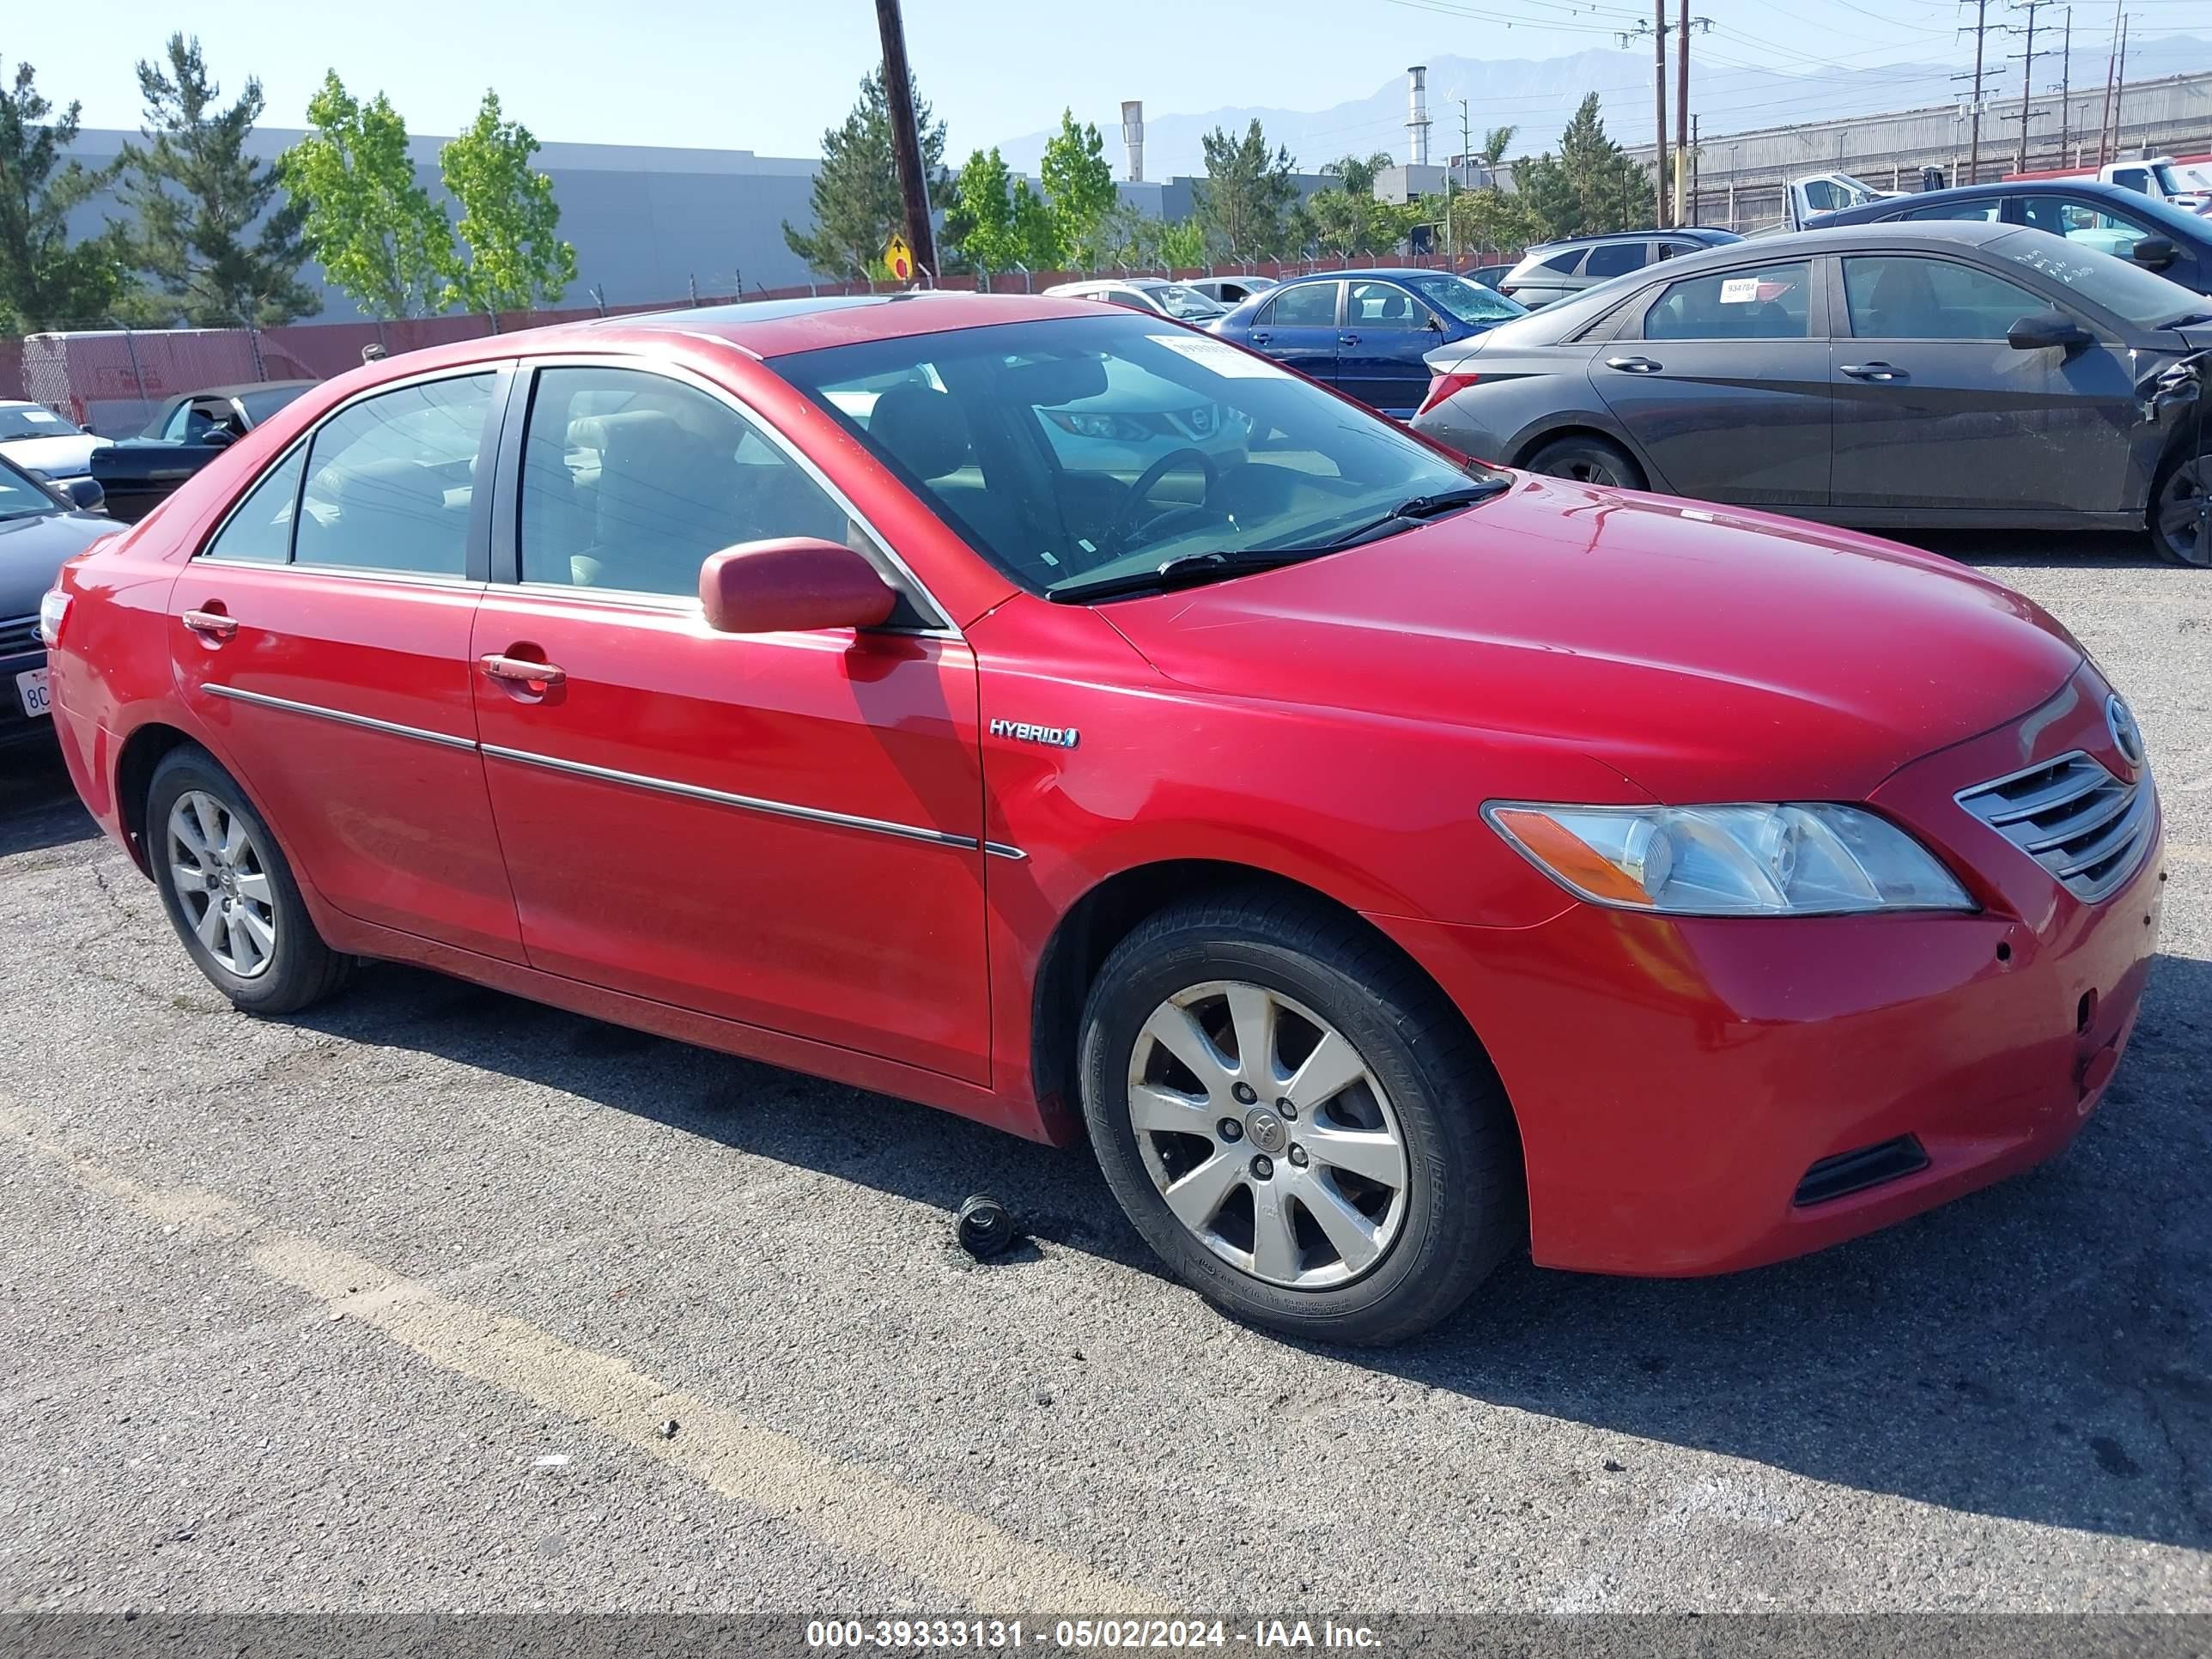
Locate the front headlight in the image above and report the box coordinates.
[1484,802,1973,916]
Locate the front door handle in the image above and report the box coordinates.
[1339,332,1360,346]
[1605,356,1662,374]
[481,653,567,696]
[1840,362,1905,381]
[1249,331,1271,345]
[181,608,238,642]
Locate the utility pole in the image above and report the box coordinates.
[873,0,937,283]
[2010,0,2051,175]
[2096,0,2121,162]
[2113,11,2130,157]
[1960,0,1990,185]
[2057,6,2072,168]
[1654,0,1670,225]
[1458,97,1473,191]
[1690,114,1700,223]
[1675,0,1690,228]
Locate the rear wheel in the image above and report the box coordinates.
[1524,433,1645,489]
[1078,890,1523,1346]
[2150,453,2210,568]
[147,746,351,1015]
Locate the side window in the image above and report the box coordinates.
[1583,242,1649,279]
[160,403,197,442]
[293,374,492,576]
[1644,260,1814,341]
[2021,195,2152,257]
[1844,256,2050,341]
[2110,167,2149,195]
[1902,198,2004,222]
[1346,281,1421,329]
[202,446,307,564]
[519,366,860,598]
[1537,247,1587,275]
[1104,291,1156,313]
[1269,283,1339,326]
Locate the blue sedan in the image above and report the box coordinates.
[1209,268,1526,417]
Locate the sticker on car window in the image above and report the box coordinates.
[1148,334,1291,378]
[1719,278,1761,304]
[21,410,60,424]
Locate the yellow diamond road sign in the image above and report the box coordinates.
[885,234,914,282]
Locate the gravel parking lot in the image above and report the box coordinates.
[0,532,2206,1619]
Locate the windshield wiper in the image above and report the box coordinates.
[2162,312,2212,330]
[1272,478,1512,554]
[1046,547,1325,604]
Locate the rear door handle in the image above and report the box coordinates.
[1249,331,1271,345]
[181,608,238,642]
[481,653,567,695]
[1840,362,1905,381]
[1604,356,1662,374]
[1339,333,1360,345]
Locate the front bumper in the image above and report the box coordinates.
[1373,670,2166,1277]
[0,647,52,750]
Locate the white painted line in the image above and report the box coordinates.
[0,1101,1159,1613]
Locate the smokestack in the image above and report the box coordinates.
[1121,100,1145,183]
[1405,66,1431,167]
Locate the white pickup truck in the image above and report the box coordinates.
[2002,156,2208,211]
[1783,172,1909,231]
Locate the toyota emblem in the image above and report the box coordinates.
[2105,694,2145,771]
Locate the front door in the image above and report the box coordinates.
[1335,279,1440,415]
[1592,257,1832,507]
[1248,281,1342,385]
[469,362,993,1085]
[168,368,523,962]
[1827,252,2141,513]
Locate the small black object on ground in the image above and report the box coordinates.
[956,1193,1018,1259]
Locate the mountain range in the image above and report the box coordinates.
[994,33,2212,179]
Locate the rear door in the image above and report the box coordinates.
[1336,279,1439,414]
[1247,281,1342,383]
[468,360,992,1084]
[1827,252,2140,513]
[1589,256,1833,507]
[169,367,523,961]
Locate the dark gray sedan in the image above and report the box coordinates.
[0,453,116,750]
[1411,222,2212,566]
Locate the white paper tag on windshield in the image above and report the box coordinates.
[1148,333,1288,378]
[22,410,60,425]
[1718,278,1760,305]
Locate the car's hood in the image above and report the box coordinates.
[0,511,117,622]
[1098,474,2084,803]
[0,433,111,479]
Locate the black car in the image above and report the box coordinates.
[89,380,315,523]
[0,453,118,750]
[1806,179,2212,295]
[1411,222,2212,566]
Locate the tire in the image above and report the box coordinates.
[1523,433,1645,489]
[1077,889,1523,1346]
[2149,453,2210,568]
[146,744,352,1016]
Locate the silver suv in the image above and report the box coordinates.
[1498,228,1745,309]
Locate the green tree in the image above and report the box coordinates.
[1039,109,1117,267]
[432,91,574,325]
[0,58,130,331]
[1194,120,1302,262]
[112,33,317,326]
[782,66,949,281]
[1009,179,1058,269]
[1511,94,1653,241]
[1155,216,1208,270]
[277,71,451,320]
[1448,185,1537,259]
[1478,125,1516,169]
[951,147,1020,273]
[1319,151,1394,198]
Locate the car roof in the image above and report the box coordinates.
[1648,221,2023,266]
[172,380,318,401]
[1279,267,1462,283]
[1812,176,2196,224]
[1527,227,1740,252]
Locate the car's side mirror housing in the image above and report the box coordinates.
[203,428,237,449]
[1424,314,1445,332]
[699,538,897,635]
[2006,310,2094,351]
[59,476,106,512]
[2130,235,2178,270]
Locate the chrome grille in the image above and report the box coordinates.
[1956,750,2154,903]
[0,615,38,655]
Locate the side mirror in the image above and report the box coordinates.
[2131,235,2178,270]
[203,428,237,449]
[699,538,897,635]
[2006,310,2094,351]
[1424,314,1445,332]
[60,476,106,512]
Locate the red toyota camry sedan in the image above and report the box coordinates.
[40,295,2165,1344]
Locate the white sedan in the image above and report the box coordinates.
[0,401,110,483]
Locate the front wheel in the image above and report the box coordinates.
[2150,453,2210,568]
[1078,892,1523,1346]
[147,745,352,1015]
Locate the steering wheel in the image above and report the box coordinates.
[1112,447,1219,545]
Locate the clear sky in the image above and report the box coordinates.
[8,0,2203,163]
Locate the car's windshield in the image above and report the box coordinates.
[2151,164,2186,196]
[1148,284,1227,321]
[774,313,1504,600]
[0,456,62,520]
[1991,226,2210,327]
[0,405,84,441]
[1402,273,1525,325]
[237,385,310,425]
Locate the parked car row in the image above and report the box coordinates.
[38,290,2165,1346]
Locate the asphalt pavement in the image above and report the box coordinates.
[0,532,2207,1620]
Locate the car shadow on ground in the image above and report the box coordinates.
[1902,527,2163,570]
[284,939,2212,1555]
[0,749,98,858]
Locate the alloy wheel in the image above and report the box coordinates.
[167,790,278,978]
[2155,457,2211,567]
[1126,980,1409,1290]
